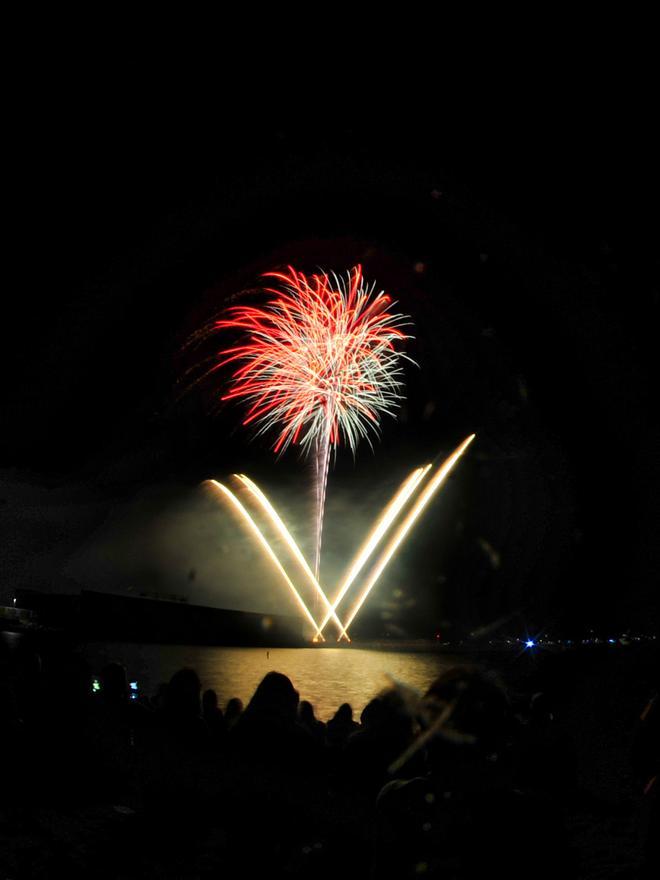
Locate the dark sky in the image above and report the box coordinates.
[2,101,658,636]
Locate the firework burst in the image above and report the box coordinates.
[212,265,413,576]
[215,266,412,454]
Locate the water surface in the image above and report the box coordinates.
[83,643,462,720]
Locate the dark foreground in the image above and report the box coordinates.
[1,637,658,879]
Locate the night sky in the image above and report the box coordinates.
[2,104,658,637]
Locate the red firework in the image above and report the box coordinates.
[213,264,412,456]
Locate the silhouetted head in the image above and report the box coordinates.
[225,697,243,726]
[166,667,202,719]
[360,696,385,729]
[298,700,316,725]
[152,682,168,709]
[247,671,299,721]
[365,687,414,739]
[100,662,128,703]
[202,688,218,715]
[333,702,354,724]
[424,666,510,753]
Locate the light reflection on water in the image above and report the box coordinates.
[83,643,462,721]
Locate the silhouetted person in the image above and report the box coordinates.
[95,662,151,731]
[162,667,209,749]
[298,699,326,743]
[372,666,573,879]
[202,687,225,745]
[341,687,417,793]
[100,662,128,704]
[224,696,243,730]
[85,661,152,797]
[229,671,317,770]
[326,702,359,749]
[151,681,168,712]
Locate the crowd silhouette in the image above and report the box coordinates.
[0,637,658,878]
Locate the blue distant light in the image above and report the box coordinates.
[525,640,535,648]
[608,639,616,644]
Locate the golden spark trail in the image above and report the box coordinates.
[235,474,345,640]
[336,434,476,640]
[205,479,325,641]
[316,465,430,640]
